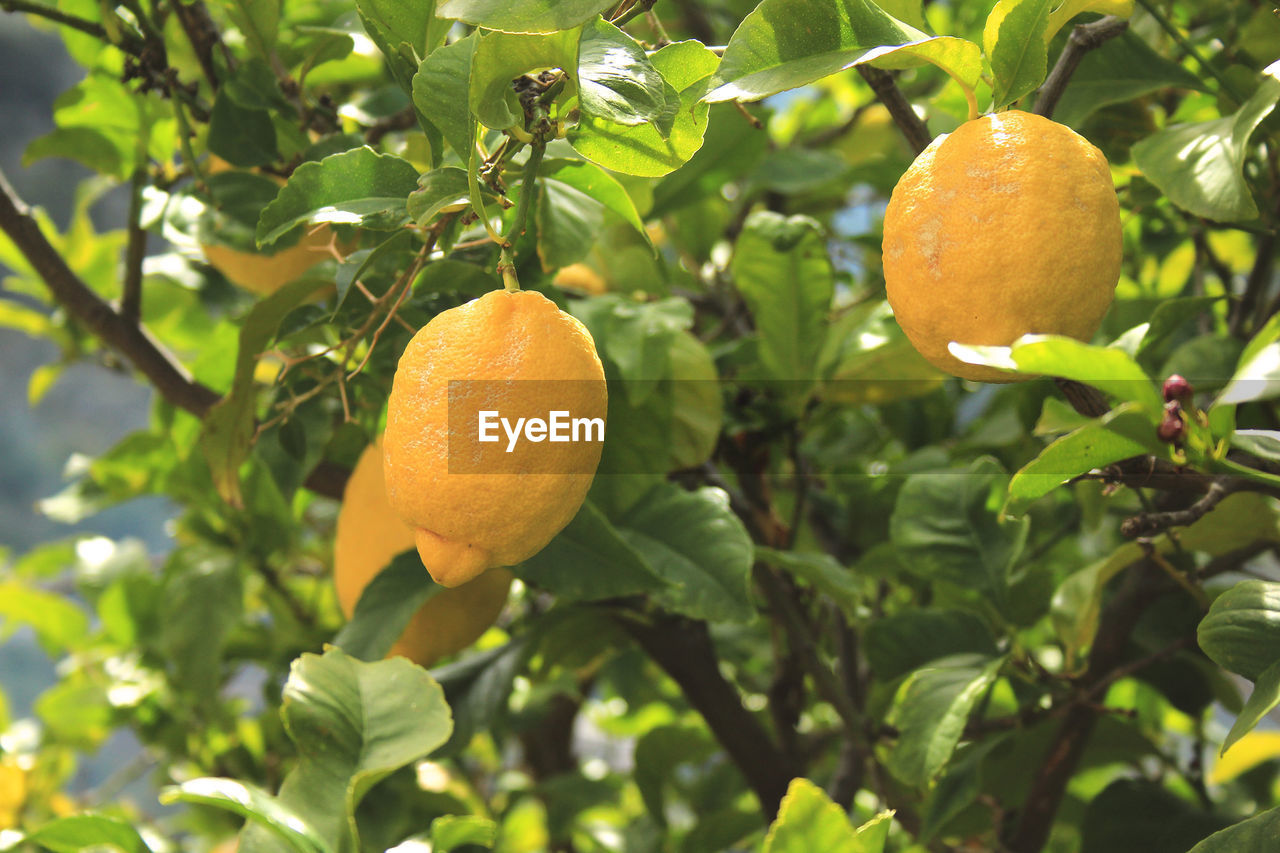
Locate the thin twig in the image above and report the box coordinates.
[1033,16,1129,120]
[1120,478,1236,538]
[120,165,148,324]
[857,66,931,155]
[1,0,145,53]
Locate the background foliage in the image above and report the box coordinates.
[2,1,1280,852]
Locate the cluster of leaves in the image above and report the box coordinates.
[4,0,1280,852]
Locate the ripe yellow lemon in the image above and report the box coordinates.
[552,263,607,295]
[384,289,607,587]
[334,440,512,666]
[882,110,1122,382]
[201,226,341,296]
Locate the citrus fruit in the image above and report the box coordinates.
[201,226,341,296]
[552,262,607,295]
[334,440,512,667]
[881,109,1122,382]
[384,289,607,587]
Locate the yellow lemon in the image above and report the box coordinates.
[552,263,607,296]
[334,440,512,666]
[384,289,607,587]
[882,110,1122,382]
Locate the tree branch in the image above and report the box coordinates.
[120,165,148,324]
[1,0,145,53]
[857,66,932,155]
[169,0,226,91]
[1120,478,1236,538]
[1034,16,1129,120]
[0,166,220,416]
[615,611,799,822]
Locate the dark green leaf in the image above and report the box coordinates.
[209,90,278,168]
[1054,31,1207,127]
[756,547,860,615]
[1187,805,1280,853]
[256,147,420,246]
[1198,579,1280,681]
[432,637,533,756]
[886,654,1003,786]
[577,18,667,126]
[864,609,998,682]
[1222,659,1280,755]
[333,550,442,661]
[1083,778,1227,853]
[412,33,477,159]
[406,167,474,226]
[160,546,242,701]
[519,501,669,600]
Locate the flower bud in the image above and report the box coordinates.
[1157,405,1186,444]
[1162,374,1193,404]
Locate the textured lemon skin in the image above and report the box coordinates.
[334,441,512,666]
[384,290,607,587]
[882,110,1122,382]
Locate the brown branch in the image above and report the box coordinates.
[1053,377,1110,417]
[857,66,932,154]
[170,0,226,91]
[120,166,148,324]
[1,0,146,53]
[615,611,799,822]
[1033,16,1129,119]
[1120,478,1236,538]
[0,166,220,416]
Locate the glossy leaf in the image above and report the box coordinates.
[1220,660,1280,756]
[257,147,420,246]
[886,654,1003,786]
[984,0,1053,109]
[1133,61,1280,222]
[412,34,477,160]
[406,167,473,226]
[864,609,998,682]
[358,0,447,91]
[1005,404,1161,516]
[1198,580,1280,681]
[1187,807,1280,853]
[1044,0,1133,43]
[577,19,668,127]
[519,501,669,600]
[437,0,613,33]
[569,40,719,177]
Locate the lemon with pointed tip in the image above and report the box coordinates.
[882,110,1122,382]
[384,289,607,588]
[334,441,512,666]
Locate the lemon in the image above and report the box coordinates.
[552,263,607,296]
[334,440,512,666]
[384,289,607,587]
[882,110,1122,382]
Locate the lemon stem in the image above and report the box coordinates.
[497,141,546,292]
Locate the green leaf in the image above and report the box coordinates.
[569,40,720,177]
[257,147,420,246]
[469,28,579,131]
[432,636,534,756]
[534,160,651,270]
[762,778,857,853]
[24,816,148,853]
[160,778,331,853]
[519,501,669,600]
[216,0,280,57]
[430,815,498,851]
[1198,579,1280,681]
[0,580,89,654]
[1221,659,1280,755]
[240,649,453,853]
[541,159,649,242]
[1044,0,1133,44]
[705,0,978,104]
[358,0,446,91]
[983,0,1053,110]
[886,654,1004,786]
[666,331,723,470]
[577,18,668,126]
[406,167,474,226]
[621,485,755,624]
[756,547,860,615]
[952,335,1163,413]
[437,0,613,33]
[1051,542,1142,670]
[1053,30,1204,127]
[1133,62,1280,222]
[731,212,834,408]
[1230,430,1280,462]
[634,726,718,827]
[863,609,998,682]
[412,33,477,160]
[1005,404,1161,515]
[1219,343,1280,405]
[160,546,242,702]
[1082,778,1226,853]
[209,90,279,168]
[1187,806,1280,853]
[890,457,1029,598]
[333,550,441,661]
[199,276,330,507]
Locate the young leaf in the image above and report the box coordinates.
[357,0,447,91]
[256,147,420,246]
[23,816,149,853]
[886,654,1004,786]
[1044,0,1133,44]
[983,0,1053,110]
[437,0,614,34]
[406,167,474,227]
[430,815,498,852]
[763,777,887,853]
[0,581,89,654]
[160,778,331,853]
[1133,62,1280,222]
[469,28,580,131]
[570,40,720,177]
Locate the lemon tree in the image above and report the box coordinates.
[2,1,1280,852]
